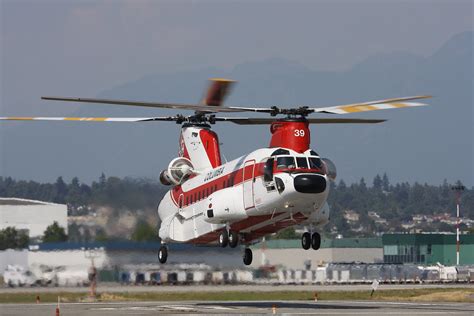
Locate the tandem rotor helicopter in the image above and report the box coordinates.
[1,79,430,265]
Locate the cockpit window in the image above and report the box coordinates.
[271,149,290,156]
[263,158,274,182]
[276,156,296,170]
[309,157,323,169]
[296,157,309,169]
[310,150,319,156]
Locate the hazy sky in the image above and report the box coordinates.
[1,0,472,115]
[0,0,472,185]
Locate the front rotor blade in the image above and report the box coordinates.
[0,116,177,122]
[215,117,386,124]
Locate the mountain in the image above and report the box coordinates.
[1,32,472,186]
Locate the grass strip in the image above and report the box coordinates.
[0,288,473,304]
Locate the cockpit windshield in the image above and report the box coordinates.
[308,157,323,169]
[296,157,309,169]
[276,156,296,170]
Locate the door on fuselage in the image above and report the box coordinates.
[243,160,255,210]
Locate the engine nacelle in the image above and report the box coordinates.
[322,158,337,181]
[204,188,248,224]
[160,157,195,185]
[159,170,173,186]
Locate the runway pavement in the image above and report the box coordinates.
[1,300,473,315]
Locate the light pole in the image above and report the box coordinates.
[451,185,465,266]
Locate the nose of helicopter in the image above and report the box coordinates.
[293,174,327,193]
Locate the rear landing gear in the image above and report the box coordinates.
[219,229,240,248]
[228,230,239,248]
[219,229,229,248]
[158,245,168,264]
[243,248,253,265]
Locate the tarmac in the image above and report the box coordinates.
[1,300,474,315]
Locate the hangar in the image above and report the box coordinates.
[0,197,67,238]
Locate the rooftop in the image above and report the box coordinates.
[0,197,63,206]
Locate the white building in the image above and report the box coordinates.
[0,198,67,238]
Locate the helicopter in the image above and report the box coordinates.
[0,78,430,265]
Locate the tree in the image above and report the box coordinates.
[53,177,68,204]
[373,174,382,190]
[272,227,299,239]
[42,221,67,243]
[94,227,108,242]
[382,173,390,192]
[0,227,29,250]
[131,220,158,242]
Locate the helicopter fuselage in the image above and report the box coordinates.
[158,120,331,245]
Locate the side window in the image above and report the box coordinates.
[186,196,189,206]
[263,158,274,182]
[198,191,201,200]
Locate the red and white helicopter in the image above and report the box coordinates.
[1,79,430,265]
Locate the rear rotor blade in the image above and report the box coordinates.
[214,117,386,124]
[311,96,431,114]
[41,96,246,113]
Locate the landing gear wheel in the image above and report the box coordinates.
[228,230,239,248]
[243,248,253,265]
[219,229,229,248]
[311,232,321,250]
[158,246,168,264]
[302,232,311,250]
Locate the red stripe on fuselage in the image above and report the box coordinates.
[170,164,324,208]
[189,212,307,244]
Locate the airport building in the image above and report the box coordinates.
[251,238,383,269]
[0,198,67,238]
[382,233,474,265]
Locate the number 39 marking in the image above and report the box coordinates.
[294,129,305,137]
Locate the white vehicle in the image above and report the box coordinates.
[3,265,38,287]
[1,79,430,265]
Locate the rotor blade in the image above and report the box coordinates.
[225,95,432,114]
[0,116,176,122]
[311,95,431,114]
[214,117,386,124]
[41,96,246,113]
[201,78,236,106]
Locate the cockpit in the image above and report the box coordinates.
[272,148,324,173]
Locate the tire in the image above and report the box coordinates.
[219,229,229,248]
[158,246,168,264]
[311,232,321,250]
[301,232,311,250]
[243,248,253,265]
[228,230,239,248]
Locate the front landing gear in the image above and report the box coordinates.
[302,232,321,250]
[311,232,321,250]
[158,245,168,264]
[302,232,311,250]
[243,248,253,265]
